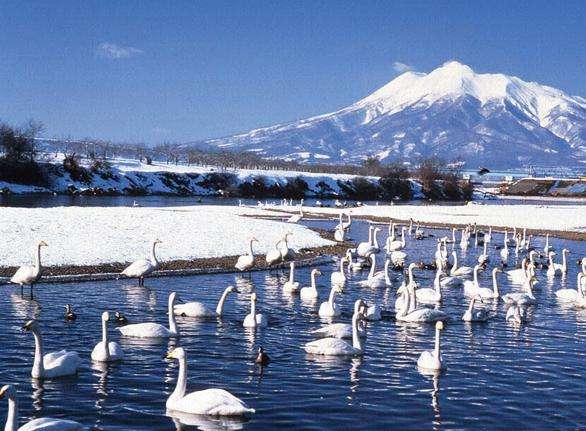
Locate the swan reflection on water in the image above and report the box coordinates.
[169,409,248,431]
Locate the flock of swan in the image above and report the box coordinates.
[3,207,586,430]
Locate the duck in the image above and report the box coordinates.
[255,347,270,366]
[304,299,366,356]
[300,269,322,300]
[357,254,392,288]
[283,262,301,293]
[118,292,179,337]
[243,292,268,328]
[22,320,82,379]
[462,296,490,322]
[450,251,473,277]
[164,348,255,416]
[417,321,445,372]
[121,239,162,286]
[330,257,348,286]
[115,311,128,325]
[64,304,77,321]
[10,240,48,298]
[91,311,124,362]
[174,286,238,317]
[0,384,84,430]
[318,286,343,317]
[235,237,258,273]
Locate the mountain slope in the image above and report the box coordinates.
[196,61,586,168]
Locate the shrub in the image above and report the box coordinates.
[197,172,236,191]
[379,164,412,200]
[282,176,309,199]
[338,177,381,200]
[63,153,92,184]
[0,159,47,186]
[314,180,335,197]
[238,175,270,198]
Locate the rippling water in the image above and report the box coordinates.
[1,220,585,430]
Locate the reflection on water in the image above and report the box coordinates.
[0,220,585,429]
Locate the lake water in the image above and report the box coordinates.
[1,220,585,430]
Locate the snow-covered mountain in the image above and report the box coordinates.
[195,61,586,169]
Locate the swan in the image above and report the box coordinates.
[387,227,407,252]
[389,250,407,267]
[346,250,366,272]
[408,218,414,236]
[502,276,538,305]
[417,321,445,371]
[465,267,501,300]
[342,213,352,230]
[394,263,420,311]
[415,223,425,240]
[356,226,373,256]
[500,241,509,264]
[436,271,463,288]
[91,311,124,362]
[165,348,255,416]
[416,271,443,304]
[278,232,296,260]
[477,241,489,266]
[505,303,525,324]
[357,254,391,288]
[450,251,473,277]
[312,301,367,339]
[364,301,382,321]
[555,273,583,302]
[287,205,304,223]
[121,239,162,286]
[330,257,347,286]
[549,248,569,275]
[265,240,283,266]
[462,296,490,322]
[235,237,258,273]
[506,257,530,284]
[543,233,552,254]
[10,241,47,298]
[462,265,481,296]
[283,263,300,293]
[300,269,322,300]
[334,226,345,242]
[318,286,343,317]
[0,385,84,430]
[304,300,365,356]
[357,227,381,257]
[242,292,268,328]
[174,286,237,317]
[460,228,469,250]
[395,283,449,323]
[119,292,179,337]
[22,320,81,379]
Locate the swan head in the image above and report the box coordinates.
[169,292,178,304]
[102,311,110,321]
[353,299,364,313]
[154,239,162,245]
[165,347,185,360]
[226,285,237,294]
[0,385,15,400]
[562,248,569,254]
[435,321,444,331]
[250,292,258,302]
[312,269,322,277]
[38,240,48,247]
[65,304,72,312]
[250,237,259,243]
[493,268,501,275]
[22,319,39,332]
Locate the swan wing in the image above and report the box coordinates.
[235,255,253,271]
[174,302,213,317]
[311,323,352,339]
[118,322,170,337]
[19,418,84,430]
[108,341,125,360]
[304,338,356,355]
[555,289,579,302]
[170,388,255,416]
[43,350,81,377]
[122,259,154,277]
[10,265,37,284]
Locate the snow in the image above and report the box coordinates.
[272,203,586,233]
[0,205,332,267]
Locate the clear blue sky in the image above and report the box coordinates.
[1,0,584,144]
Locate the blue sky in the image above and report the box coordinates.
[1,0,584,144]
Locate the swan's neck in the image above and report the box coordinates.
[467,298,476,314]
[367,228,373,245]
[492,272,499,296]
[250,299,257,323]
[216,288,231,315]
[384,260,391,285]
[434,272,441,294]
[473,267,479,287]
[372,230,379,248]
[562,251,567,271]
[151,243,159,268]
[451,228,456,242]
[4,393,17,431]
[548,253,554,266]
[35,244,42,271]
[398,288,410,317]
[168,296,178,334]
[311,272,318,293]
[338,258,345,274]
[581,261,586,275]
[410,285,418,311]
[247,240,254,256]
[102,319,111,360]
[31,329,45,378]
[170,356,188,403]
[483,241,487,255]
[401,230,405,246]
[289,264,295,282]
[452,253,458,270]
[328,287,338,307]
[434,328,441,359]
[351,314,363,351]
[407,265,415,284]
[368,257,376,279]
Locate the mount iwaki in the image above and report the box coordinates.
[194,61,586,169]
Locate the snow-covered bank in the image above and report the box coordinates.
[0,205,332,267]
[270,203,586,234]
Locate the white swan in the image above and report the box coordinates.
[165,348,255,416]
[10,241,47,297]
[396,283,449,323]
[548,248,569,276]
[356,226,373,256]
[462,296,490,322]
[417,321,445,371]
[506,257,530,284]
[357,227,381,257]
[283,263,300,293]
[364,301,382,321]
[477,241,489,266]
[505,303,525,324]
[554,273,583,302]
[330,258,347,286]
[265,240,283,266]
[278,232,296,261]
[91,311,124,362]
[460,228,469,250]
[304,300,365,356]
[287,205,304,223]
[334,226,345,242]
[121,239,162,286]
[465,267,500,299]
[311,300,366,339]
[357,254,391,288]
[416,271,443,304]
[119,292,179,337]
[318,286,343,317]
[543,233,552,254]
[450,251,473,277]
[300,269,322,300]
[174,286,237,317]
[235,237,258,272]
[389,250,407,267]
[346,250,366,272]
[387,227,407,252]
[502,276,538,305]
[0,385,84,430]
[242,292,268,328]
[22,320,81,379]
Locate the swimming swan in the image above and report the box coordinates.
[450,251,473,277]
[465,267,501,300]
[417,321,445,371]
[91,311,124,362]
[243,292,268,328]
[396,284,449,323]
[330,258,348,286]
[462,296,490,322]
[118,292,179,337]
[0,384,84,430]
[121,239,162,286]
[283,263,300,293]
[555,273,584,302]
[165,348,255,416]
[22,320,81,379]
[357,254,391,288]
[174,286,237,317]
[311,301,367,339]
[318,286,343,317]
[300,269,322,300]
[502,276,538,305]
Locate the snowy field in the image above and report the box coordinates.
[270,203,586,233]
[0,205,331,267]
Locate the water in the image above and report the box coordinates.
[1,220,585,430]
